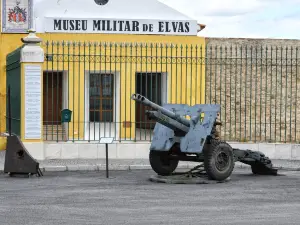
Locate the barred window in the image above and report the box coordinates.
[89,73,114,122]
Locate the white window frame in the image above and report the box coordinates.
[84,71,120,141]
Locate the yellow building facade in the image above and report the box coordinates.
[0,0,206,155]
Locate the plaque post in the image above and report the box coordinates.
[20,29,44,142]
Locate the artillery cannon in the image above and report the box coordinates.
[131,93,278,181]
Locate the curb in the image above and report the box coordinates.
[40,163,300,172]
[1,163,300,173]
[40,164,188,172]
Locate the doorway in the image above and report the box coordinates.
[43,72,63,125]
[135,73,163,129]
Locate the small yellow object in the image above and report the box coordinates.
[0,137,7,151]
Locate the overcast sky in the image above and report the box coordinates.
[158,0,300,39]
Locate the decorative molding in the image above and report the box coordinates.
[2,0,33,33]
[20,47,44,63]
[20,30,44,62]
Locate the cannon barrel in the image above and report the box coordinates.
[131,93,191,127]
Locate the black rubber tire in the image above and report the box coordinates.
[204,139,234,181]
[149,150,179,176]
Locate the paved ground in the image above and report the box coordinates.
[0,168,299,225]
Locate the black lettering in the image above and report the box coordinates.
[166,22,171,32]
[132,21,139,32]
[54,19,62,30]
[102,20,106,31]
[70,20,75,30]
[118,21,124,31]
[107,20,112,31]
[114,20,117,31]
[149,24,153,32]
[124,21,131,31]
[158,22,164,32]
[93,20,101,31]
[75,20,81,30]
[185,22,190,32]
[82,20,87,31]
[143,24,149,31]
[178,22,184,32]
[63,20,68,30]
[171,22,178,32]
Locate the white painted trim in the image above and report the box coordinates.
[62,70,69,140]
[162,72,168,104]
[62,71,69,109]
[84,71,120,141]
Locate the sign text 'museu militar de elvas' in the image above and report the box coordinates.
[44,18,198,35]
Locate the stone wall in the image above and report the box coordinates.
[205,38,300,143]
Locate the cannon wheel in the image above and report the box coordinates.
[149,150,179,176]
[204,139,234,181]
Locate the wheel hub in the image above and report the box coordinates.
[215,150,230,171]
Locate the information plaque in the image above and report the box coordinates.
[24,65,42,140]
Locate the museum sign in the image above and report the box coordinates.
[44,17,198,36]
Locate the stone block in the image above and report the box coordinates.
[44,143,62,159]
[97,143,117,159]
[258,143,276,159]
[23,142,45,160]
[235,162,244,168]
[97,164,129,171]
[185,162,199,169]
[116,143,136,159]
[78,144,98,159]
[229,143,259,151]
[44,166,67,172]
[78,164,98,171]
[67,165,79,171]
[177,163,189,169]
[129,165,151,170]
[274,144,292,159]
[135,143,151,159]
[61,143,79,159]
[291,144,300,160]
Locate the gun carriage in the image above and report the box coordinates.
[131,93,277,181]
